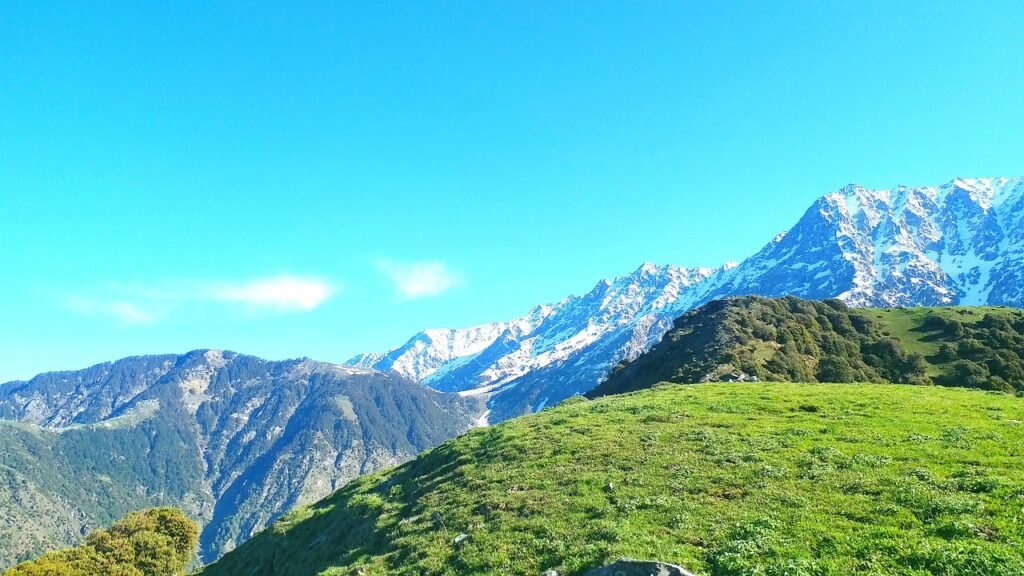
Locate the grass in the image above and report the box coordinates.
[871,306,1013,376]
[200,383,1024,576]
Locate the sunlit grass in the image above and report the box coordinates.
[200,383,1024,576]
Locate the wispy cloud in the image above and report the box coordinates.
[211,277,334,311]
[376,259,461,300]
[66,297,159,326]
[65,275,336,325]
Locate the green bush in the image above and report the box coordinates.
[817,356,855,383]
[5,508,198,576]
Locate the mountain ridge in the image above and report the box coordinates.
[347,177,1024,422]
[0,350,480,568]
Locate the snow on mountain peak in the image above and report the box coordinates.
[347,176,1024,423]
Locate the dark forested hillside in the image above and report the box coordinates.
[589,296,1024,398]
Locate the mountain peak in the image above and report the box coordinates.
[636,261,660,274]
[0,352,478,565]
[346,176,1024,422]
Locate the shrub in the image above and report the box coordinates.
[6,508,198,576]
[936,343,958,363]
[949,360,991,390]
[817,356,855,383]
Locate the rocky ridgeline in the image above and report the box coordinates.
[350,177,1024,421]
[0,351,479,567]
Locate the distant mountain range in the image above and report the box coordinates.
[5,176,1024,569]
[0,351,479,567]
[347,177,1024,422]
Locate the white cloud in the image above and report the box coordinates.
[211,276,334,311]
[376,260,461,300]
[65,275,336,324]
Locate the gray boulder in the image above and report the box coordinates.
[584,559,697,576]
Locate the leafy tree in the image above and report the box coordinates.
[902,353,932,385]
[957,339,989,360]
[816,356,856,382]
[949,360,991,390]
[980,313,1013,332]
[936,343,958,363]
[945,318,966,338]
[6,508,198,576]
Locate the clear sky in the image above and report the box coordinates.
[2,2,1023,381]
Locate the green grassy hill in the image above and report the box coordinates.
[589,297,1024,398]
[199,383,1024,576]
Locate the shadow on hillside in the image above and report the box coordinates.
[201,428,514,576]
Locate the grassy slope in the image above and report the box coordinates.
[591,298,1024,398]
[870,306,1009,376]
[200,383,1024,576]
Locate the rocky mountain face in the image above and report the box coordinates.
[0,351,479,568]
[348,264,731,423]
[348,177,1024,421]
[714,177,1024,306]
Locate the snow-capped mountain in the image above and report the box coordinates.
[348,177,1024,422]
[348,264,731,421]
[714,177,1024,306]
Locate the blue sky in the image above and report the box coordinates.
[2,2,1023,381]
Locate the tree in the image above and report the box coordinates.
[902,353,932,385]
[957,338,989,360]
[817,356,856,382]
[6,508,198,576]
[945,318,966,338]
[949,360,991,390]
[936,343,958,363]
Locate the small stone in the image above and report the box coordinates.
[543,571,560,576]
[453,533,469,546]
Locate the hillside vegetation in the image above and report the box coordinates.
[4,507,197,576]
[200,383,1024,576]
[590,297,1024,398]
[0,352,477,567]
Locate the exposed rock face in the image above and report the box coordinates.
[0,351,479,567]
[349,177,1024,422]
[584,559,697,576]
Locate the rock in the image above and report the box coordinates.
[543,571,560,576]
[453,533,469,547]
[584,559,697,576]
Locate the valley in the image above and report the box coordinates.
[6,5,1023,574]
[0,352,479,567]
